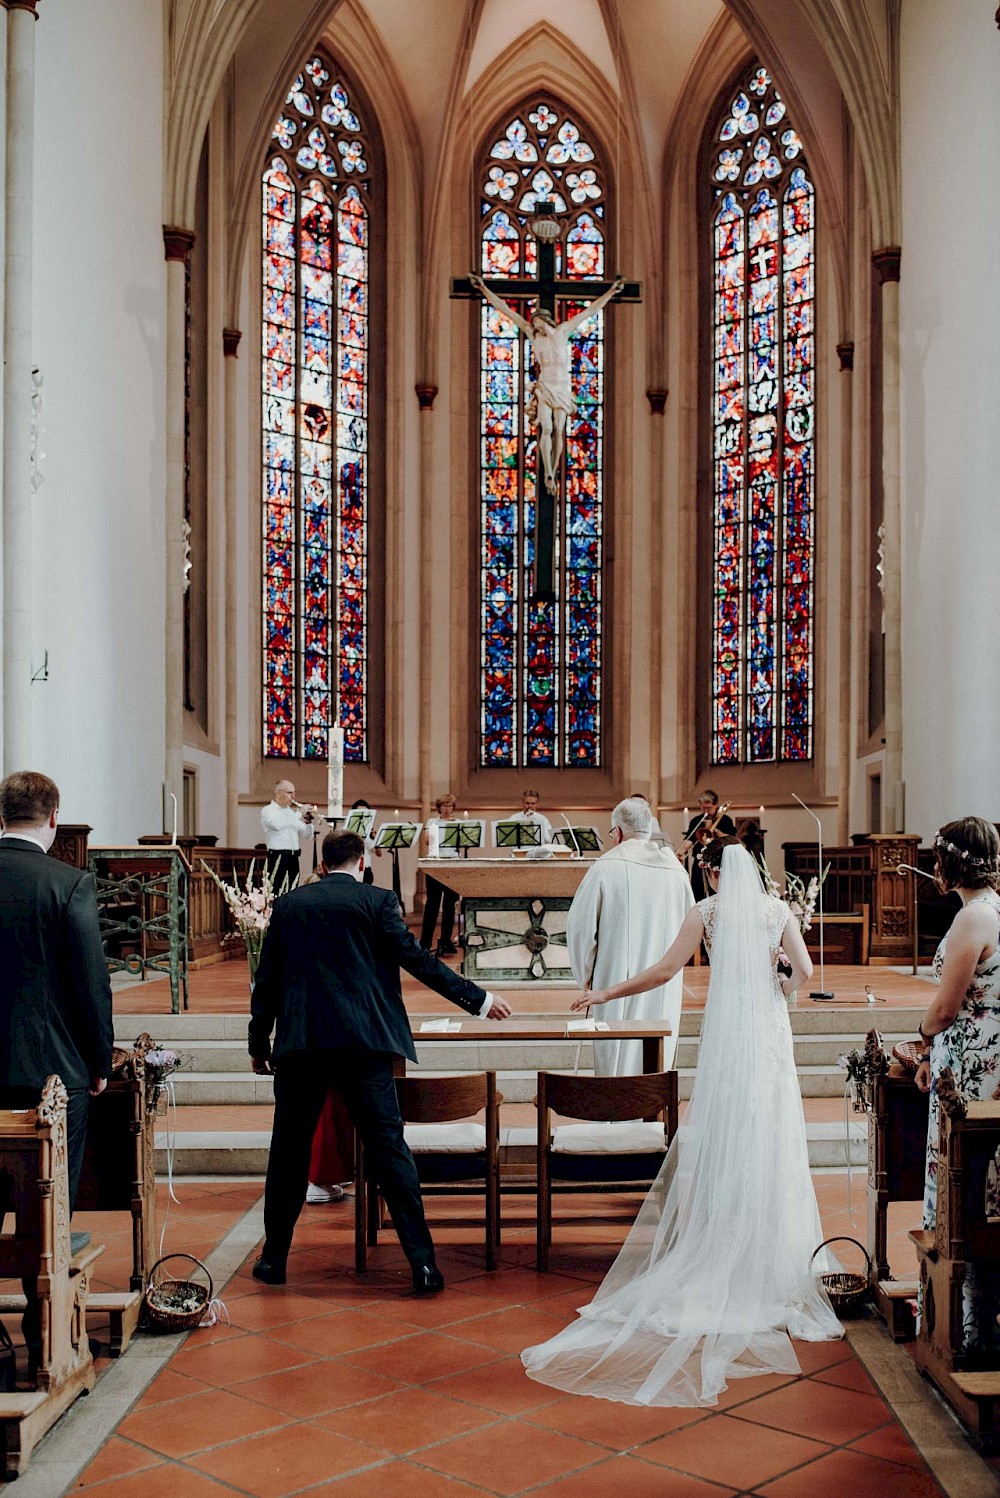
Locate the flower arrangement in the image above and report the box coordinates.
[202,859,289,980]
[142,1047,193,1108]
[756,857,830,934]
[837,1029,889,1112]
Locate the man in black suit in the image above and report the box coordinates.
[249,829,510,1293]
[0,770,113,1202]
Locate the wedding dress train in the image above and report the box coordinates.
[521,845,842,1407]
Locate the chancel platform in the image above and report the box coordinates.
[418,855,597,983]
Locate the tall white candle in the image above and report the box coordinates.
[327,723,344,820]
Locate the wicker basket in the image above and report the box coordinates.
[810,1236,872,1317]
[144,1254,213,1332]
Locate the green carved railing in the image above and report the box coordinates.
[88,847,189,1014]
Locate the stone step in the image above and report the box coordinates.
[115,1003,926,1046]
[167,1060,857,1107]
[152,1028,918,1080]
[154,1119,867,1177]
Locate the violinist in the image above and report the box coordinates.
[679,790,736,899]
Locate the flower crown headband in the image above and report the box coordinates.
[934,834,999,873]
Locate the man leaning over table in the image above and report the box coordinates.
[249,829,511,1294]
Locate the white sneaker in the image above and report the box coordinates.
[305,1183,346,1204]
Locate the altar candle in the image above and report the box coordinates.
[759,805,765,817]
[326,723,344,820]
[683,807,689,822]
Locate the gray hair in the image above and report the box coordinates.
[611,797,653,839]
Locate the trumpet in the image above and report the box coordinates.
[289,798,318,821]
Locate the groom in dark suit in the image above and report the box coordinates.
[249,828,510,1293]
[0,770,113,1201]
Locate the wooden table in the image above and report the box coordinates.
[418,857,597,983]
[408,1018,671,1081]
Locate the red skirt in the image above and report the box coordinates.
[309,1089,354,1184]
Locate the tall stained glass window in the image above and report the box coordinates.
[262,55,372,760]
[479,101,607,768]
[708,66,815,763]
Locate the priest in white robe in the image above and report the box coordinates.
[567,797,694,1074]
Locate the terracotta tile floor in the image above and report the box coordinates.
[46,1181,947,1498]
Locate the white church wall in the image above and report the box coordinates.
[31,0,166,842]
[898,2,1000,836]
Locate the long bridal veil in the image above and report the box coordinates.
[522,844,841,1407]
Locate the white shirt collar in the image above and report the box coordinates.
[1,829,50,852]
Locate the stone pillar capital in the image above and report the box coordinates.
[162,226,196,262]
[872,247,901,284]
[222,327,242,358]
[836,342,855,372]
[415,383,437,410]
[5,2,42,15]
[646,387,668,414]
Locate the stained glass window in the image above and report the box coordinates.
[479,101,607,768]
[262,55,372,760]
[709,65,815,763]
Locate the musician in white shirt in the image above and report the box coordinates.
[260,780,315,891]
[506,789,553,847]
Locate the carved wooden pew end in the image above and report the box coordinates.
[0,1078,103,1477]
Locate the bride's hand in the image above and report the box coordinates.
[570,989,606,1012]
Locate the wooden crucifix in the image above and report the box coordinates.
[452,216,640,601]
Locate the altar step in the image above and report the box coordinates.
[153,1119,867,1177]
[119,1005,904,1176]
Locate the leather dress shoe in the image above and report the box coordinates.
[412,1264,445,1296]
[252,1255,286,1286]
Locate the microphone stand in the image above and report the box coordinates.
[791,792,833,999]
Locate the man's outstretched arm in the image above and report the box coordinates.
[376,893,510,1020]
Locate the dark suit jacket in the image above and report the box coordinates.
[0,837,114,1091]
[248,875,489,1065]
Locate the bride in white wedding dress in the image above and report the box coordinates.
[521,837,842,1407]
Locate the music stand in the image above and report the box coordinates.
[439,819,484,859]
[345,807,377,841]
[492,819,543,851]
[374,821,423,912]
[553,825,602,854]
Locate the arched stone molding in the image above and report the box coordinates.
[221,4,426,810]
[659,8,854,813]
[425,19,654,383]
[439,27,651,802]
[727,0,899,249]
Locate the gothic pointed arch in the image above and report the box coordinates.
[261,48,383,763]
[701,61,816,766]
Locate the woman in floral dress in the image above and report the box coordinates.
[916,816,1000,1353]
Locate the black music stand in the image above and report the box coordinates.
[493,819,543,851]
[373,821,422,912]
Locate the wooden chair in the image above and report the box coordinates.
[536,1071,678,1270]
[911,1077,1000,1447]
[355,1073,502,1271]
[0,1077,103,1478]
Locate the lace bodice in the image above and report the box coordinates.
[698,893,791,970]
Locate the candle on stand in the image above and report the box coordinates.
[326,723,344,821]
[759,805,765,817]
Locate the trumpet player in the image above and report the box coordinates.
[261,780,317,892]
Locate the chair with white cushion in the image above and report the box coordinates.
[355,1072,501,1271]
[535,1070,678,1270]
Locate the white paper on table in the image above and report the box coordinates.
[565,1019,610,1033]
[418,1019,462,1033]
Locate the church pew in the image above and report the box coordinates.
[866,1063,927,1339]
[0,1078,102,1479]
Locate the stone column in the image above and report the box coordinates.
[646,387,668,812]
[415,382,437,909]
[162,227,195,826]
[2,0,39,772]
[223,329,242,844]
[835,343,854,845]
[873,248,901,830]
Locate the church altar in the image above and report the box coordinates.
[418,856,597,983]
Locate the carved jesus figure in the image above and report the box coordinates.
[469,272,625,490]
